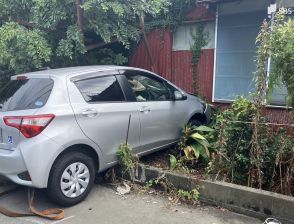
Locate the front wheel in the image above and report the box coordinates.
[188,119,202,127]
[47,152,95,206]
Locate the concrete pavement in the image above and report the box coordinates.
[0,184,261,224]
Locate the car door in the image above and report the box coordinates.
[67,71,141,164]
[121,70,188,153]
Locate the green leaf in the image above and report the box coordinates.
[191,144,200,159]
[196,138,210,148]
[190,132,205,140]
[169,154,177,170]
[194,126,214,132]
[199,145,209,159]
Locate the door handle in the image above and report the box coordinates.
[81,109,98,117]
[139,106,151,113]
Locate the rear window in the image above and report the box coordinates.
[0,78,54,112]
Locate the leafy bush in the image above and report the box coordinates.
[213,97,258,184]
[209,97,294,195]
[178,125,214,162]
[169,125,215,171]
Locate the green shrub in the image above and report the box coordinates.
[209,96,294,195]
[210,97,257,184]
[176,125,214,168]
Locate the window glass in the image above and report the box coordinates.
[126,73,172,102]
[75,76,125,103]
[0,78,54,111]
[214,5,287,106]
[173,22,215,51]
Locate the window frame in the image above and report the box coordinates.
[73,73,127,104]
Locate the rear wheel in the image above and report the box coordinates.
[47,152,95,206]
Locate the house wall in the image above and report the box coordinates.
[128,5,293,126]
[128,28,215,102]
[129,5,215,102]
[128,28,173,81]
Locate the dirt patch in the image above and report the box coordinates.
[141,148,206,180]
[141,148,171,170]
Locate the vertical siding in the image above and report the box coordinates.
[171,51,193,93]
[129,34,215,102]
[171,49,214,102]
[197,49,215,102]
[264,108,293,124]
[128,28,172,80]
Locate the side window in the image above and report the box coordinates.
[125,72,172,102]
[165,82,178,98]
[74,76,125,103]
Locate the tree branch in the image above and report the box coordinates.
[85,38,119,51]
[16,20,34,28]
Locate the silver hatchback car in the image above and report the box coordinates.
[0,66,211,206]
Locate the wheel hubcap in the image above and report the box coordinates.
[60,162,90,198]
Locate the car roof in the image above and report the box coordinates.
[18,66,151,79]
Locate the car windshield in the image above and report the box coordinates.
[0,78,54,112]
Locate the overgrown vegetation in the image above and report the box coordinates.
[144,0,199,30]
[0,0,200,88]
[117,143,138,172]
[265,12,294,110]
[208,97,294,195]
[190,24,209,96]
[206,12,294,196]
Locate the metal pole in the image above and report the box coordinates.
[125,115,131,145]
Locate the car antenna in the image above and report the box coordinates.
[125,114,132,145]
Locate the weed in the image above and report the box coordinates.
[117,143,139,172]
[177,188,200,204]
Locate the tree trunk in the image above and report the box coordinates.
[75,0,84,35]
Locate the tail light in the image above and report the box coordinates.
[3,114,55,138]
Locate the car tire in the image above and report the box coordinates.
[188,119,202,127]
[47,151,95,207]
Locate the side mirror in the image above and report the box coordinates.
[174,91,187,101]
